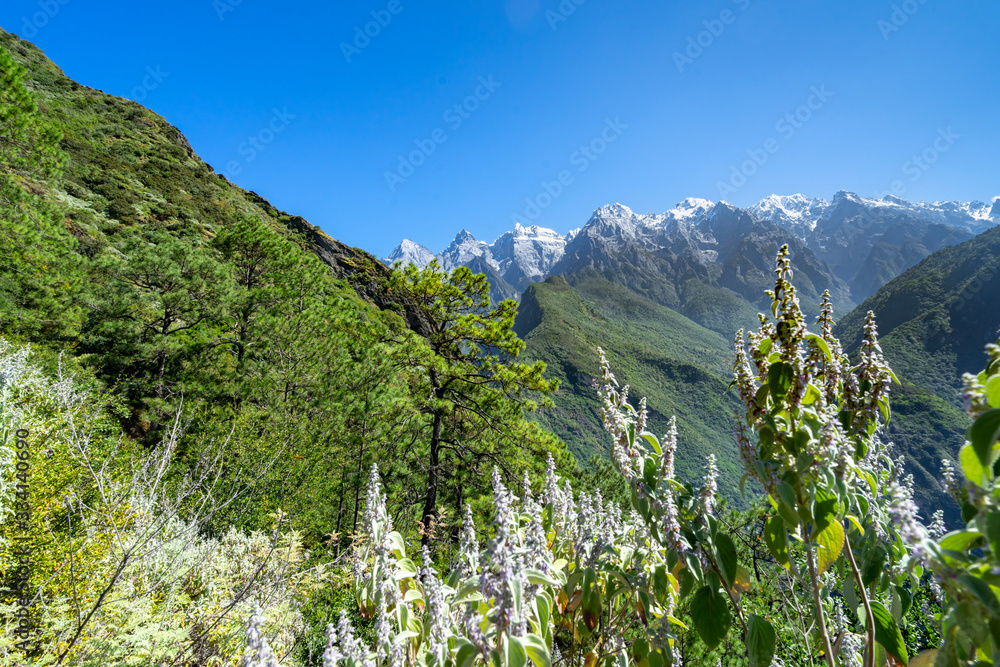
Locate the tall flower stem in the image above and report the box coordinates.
[805,540,837,667]
[843,536,875,667]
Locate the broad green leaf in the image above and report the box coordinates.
[958,573,1000,616]
[988,376,1000,409]
[524,569,562,588]
[870,600,908,665]
[394,558,418,580]
[846,514,865,536]
[814,520,845,576]
[969,409,1000,466]
[747,614,777,667]
[454,638,479,667]
[505,635,528,667]
[764,516,790,569]
[691,586,731,650]
[939,530,983,553]
[960,443,989,486]
[806,333,832,361]
[768,362,794,401]
[522,633,552,667]
[933,627,958,667]
[715,532,738,589]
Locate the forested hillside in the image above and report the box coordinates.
[0,29,583,661]
[4,24,1000,667]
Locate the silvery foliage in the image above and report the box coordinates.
[328,349,718,667]
[0,339,307,664]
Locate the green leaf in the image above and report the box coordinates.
[969,409,1000,467]
[958,573,1000,616]
[939,530,983,553]
[814,520,845,576]
[747,614,777,667]
[454,638,480,667]
[768,362,794,401]
[524,569,562,588]
[522,634,552,667]
[960,443,989,486]
[988,376,1000,409]
[987,511,1000,559]
[715,532,738,589]
[870,600,908,665]
[505,635,528,667]
[691,586,732,650]
[764,516,790,570]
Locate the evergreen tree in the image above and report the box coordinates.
[0,43,82,338]
[385,261,559,542]
[83,232,230,432]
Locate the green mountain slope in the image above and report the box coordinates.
[515,274,746,502]
[837,223,1000,404]
[833,225,1000,523]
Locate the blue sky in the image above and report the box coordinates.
[2,0,998,258]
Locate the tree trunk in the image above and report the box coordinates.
[421,408,443,547]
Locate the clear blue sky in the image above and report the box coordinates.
[2,0,997,257]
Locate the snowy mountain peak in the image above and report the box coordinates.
[593,203,635,220]
[510,223,563,240]
[452,228,477,243]
[749,193,830,233]
[382,239,437,269]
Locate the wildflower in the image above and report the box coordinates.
[457,504,480,579]
[928,509,947,540]
[480,468,527,638]
[421,546,451,661]
[374,593,403,667]
[322,622,342,667]
[335,611,373,666]
[663,492,685,556]
[888,479,927,561]
[699,454,718,516]
[662,416,678,481]
[941,458,961,499]
[242,606,281,667]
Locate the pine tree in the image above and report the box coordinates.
[386,261,558,543]
[0,43,82,338]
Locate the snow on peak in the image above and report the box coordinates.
[668,198,714,222]
[593,203,635,220]
[382,239,437,269]
[750,194,830,232]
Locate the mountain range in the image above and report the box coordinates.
[4,24,994,525]
[386,193,997,317]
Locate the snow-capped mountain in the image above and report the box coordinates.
[749,194,830,233]
[383,223,571,296]
[491,223,569,291]
[440,230,494,271]
[382,239,437,269]
[383,191,998,304]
